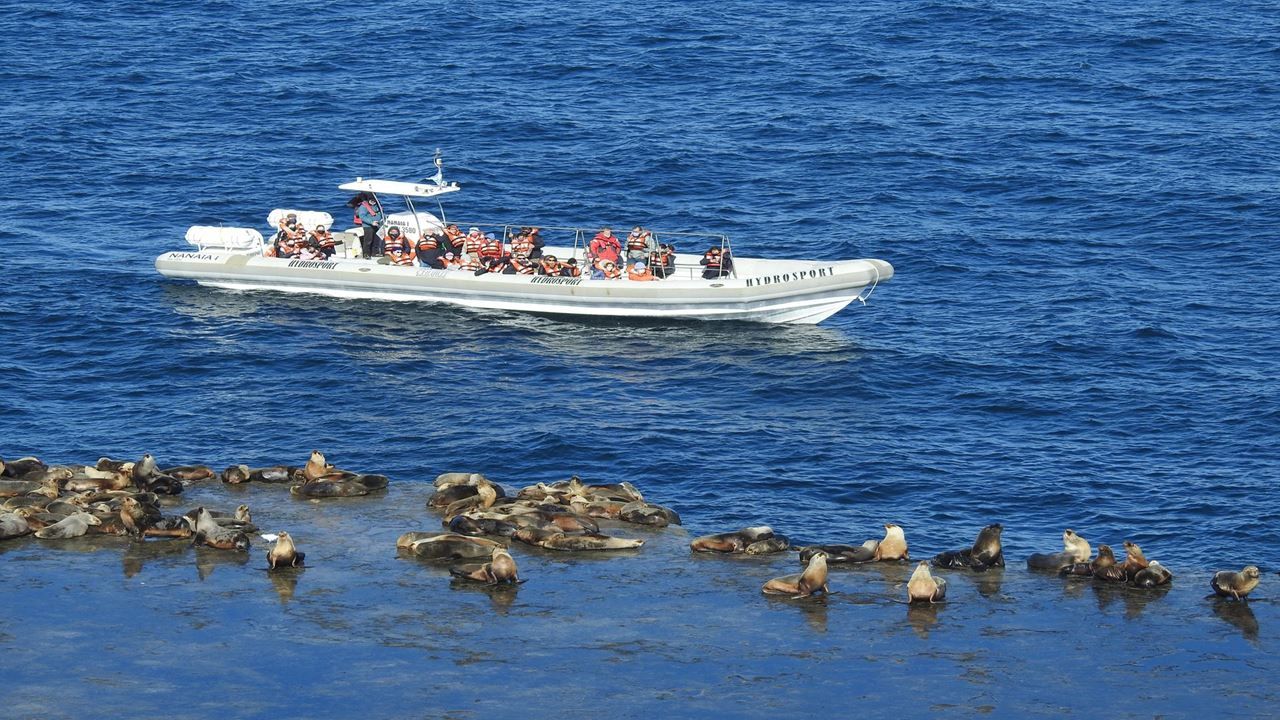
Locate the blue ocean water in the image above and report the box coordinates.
[2,1,1279,717]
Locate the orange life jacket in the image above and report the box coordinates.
[479,238,504,258]
[311,230,334,250]
[626,231,652,252]
[459,254,482,271]
[511,236,535,256]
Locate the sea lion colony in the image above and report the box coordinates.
[0,452,1265,604]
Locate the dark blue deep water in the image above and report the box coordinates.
[2,2,1279,718]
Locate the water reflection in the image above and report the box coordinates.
[448,579,520,614]
[268,567,303,604]
[1212,599,1259,643]
[1090,582,1170,619]
[194,546,250,580]
[121,538,191,577]
[159,281,865,367]
[764,593,829,633]
[906,602,943,639]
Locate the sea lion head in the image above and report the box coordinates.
[1095,544,1116,565]
[81,512,102,526]
[235,505,251,523]
[1243,565,1261,580]
[1122,540,1147,564]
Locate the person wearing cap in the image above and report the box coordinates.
[415,229,443,267]
[353,194,385,258]
[625,226,658,265]
[627,260,656,282]
[310,225,336,259]
[537,255,561,276]
[478,233,504,260]
[560,258,581,278]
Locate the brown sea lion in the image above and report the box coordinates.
[1211,566,1261,600]
[443,480,498,518]
[434,472,484,489]
[160,465,216,482]
[1028,529,1091,571]
[932,524,1004,571]
[266,531,305,569]
[119,497,148,539]
[690,526,782,554]
[449,547,522,585]
[763,550,829,598]
[907,561,948,603]
[221,465,251,484]
[512,527,643,551]
[1089,545,1127,582]
[873,523,909,561]
[303,450,332,482]
[447,514,521,537]
[1119,540,1149,580]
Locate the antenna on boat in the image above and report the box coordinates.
[430,149,445,186]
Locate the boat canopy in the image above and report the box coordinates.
[338,178,460,199]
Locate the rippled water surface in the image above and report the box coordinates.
[2,1,1278,717]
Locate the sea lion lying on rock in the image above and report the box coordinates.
[763,550,829,598]
[512,527,644,551]
[932,524,1005,571]
[690,526,789,554]
[1027,529,1091,571]
[449,547,522,585]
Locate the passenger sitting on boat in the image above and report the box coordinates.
[537,255,560,276]
[297,236,326,261]
[310,225,336,259]
[476,255,508,276]
[432,251,459,270]
[442,223,464,254]
[651,243,676,279]
[562,258,582,278]
[459,252,482,272]
[588,226,622,266]
[415,232,441,267]
[507,254,535,275]
[625,226,658,265]
[592,258,622,280]
[383,227,415,266]
[461,227,485,257]
[352,193,385,258]
[627,260,656,282]
[478,233,504,260]
[700,246,733,279]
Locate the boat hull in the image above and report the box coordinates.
[155,250,892,324]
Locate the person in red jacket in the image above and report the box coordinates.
[587,226,622,267]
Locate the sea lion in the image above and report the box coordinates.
[249,466,297,484]
[400,533,506,560]
[873,523,909,561]
[429,483,484,508]
[190,507,250,551]
[617,500,681,527]
[763,551,829,598]
[119,496,149,539]
[1119,540,1149,580]
[0,512,32,540]
[435,472,484,489]
[1088,544,1127,582]
[447,514,521,537]
[932,524,1005,571]
[512,527,643,551]
[1211,566,1261,600]
[443,480,498,518]
[33,511,102,539]
[1132,560,1173,588]
[95,457,135,475]
[570,497,625,519]
[449,547,522,585]
[0,479,49,498]
[290,477,371,498]
[221,465,251,484]
[2,457,46,478]
[690,526,782,554]
[302,450,332,482]
[160,465,216,482]
[1027,529,1091,571]
[907,561,948,603]
[266,531,305,569]
[131,456,183,495]
[799,540,878,565]
[581,481,644,503]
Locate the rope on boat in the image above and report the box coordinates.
[854,262,881,305]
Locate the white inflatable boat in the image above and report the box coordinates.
[155,165,892,325]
